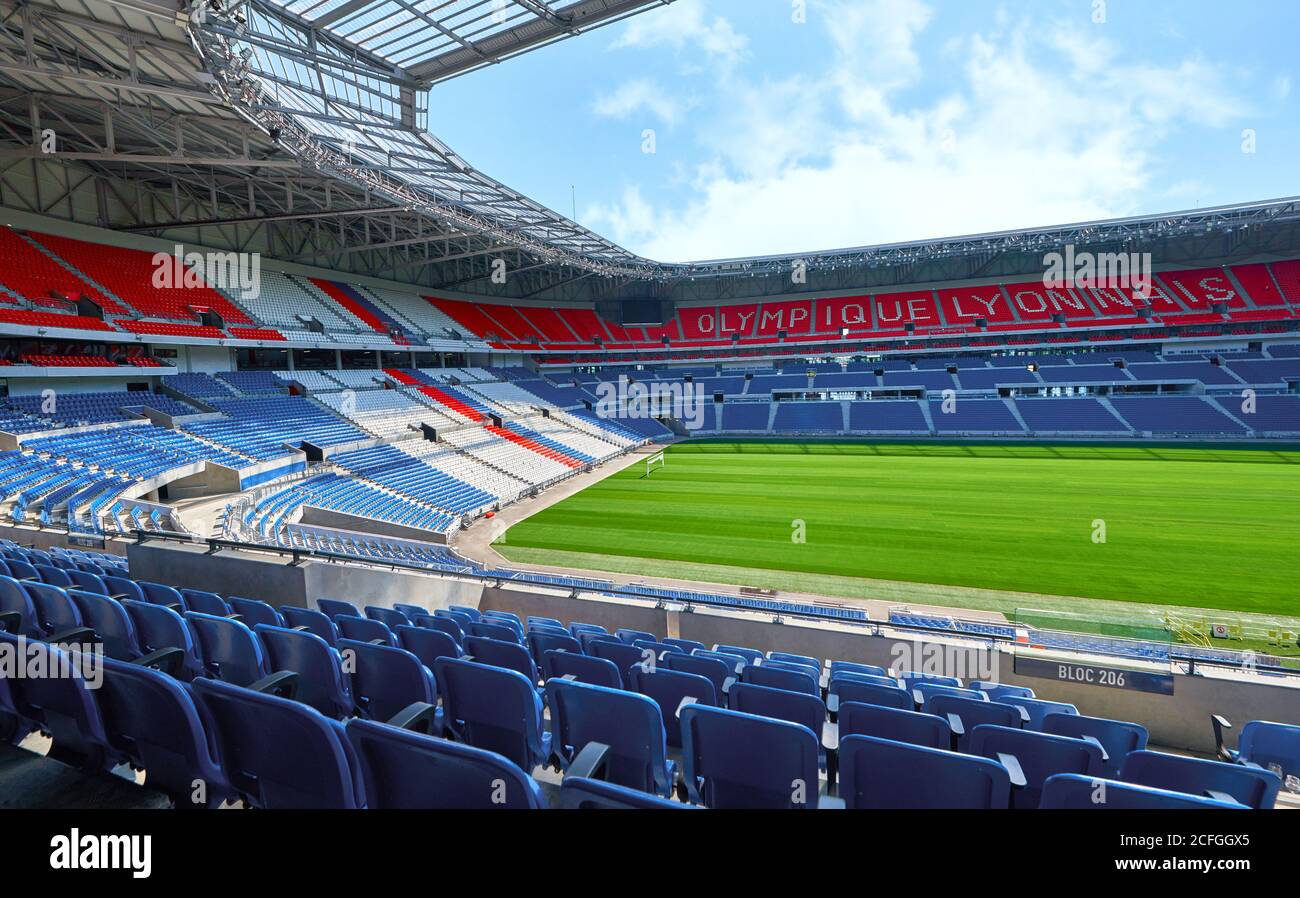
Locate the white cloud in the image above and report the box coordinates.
[610,0,747,66]
[592,78,686,125]
[587,0,1249,262]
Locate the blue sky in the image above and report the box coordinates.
[428,0,1299,263]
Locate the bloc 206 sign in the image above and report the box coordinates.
[1013,656,1175,695]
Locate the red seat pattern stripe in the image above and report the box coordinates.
[310,278,387,333]
[485,425,581,468]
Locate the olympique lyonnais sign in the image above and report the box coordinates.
[1013,655,1175,695]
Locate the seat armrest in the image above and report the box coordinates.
[675,696,698,719]
[722,675,736,694]
[817,795,846,809]
[46,626,99,647]
[0,611,21,633]
[997,751,1027,788]
[826,693,839,714]
[131,647,186,676]
[1211,714,1234,761]
[568,741,612,780]
[1080,734,1109,762]
[386,701,439,734]
[946,713,965,737]
[249,670,299,699]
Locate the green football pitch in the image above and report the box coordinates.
[496,441,1300,620]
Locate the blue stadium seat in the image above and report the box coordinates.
[1215,718,1300,780]
[465,635,539,685]
[527,615,564,631]
[741,663,818,696]
[913,682,986,711]
[693,648,748,677]
[469,620,522,644]
[839,734,1011,809]
[927,694,1022,751]
[1040,773,1245,809]
[68,589,145,661]
[96,656,233,808]
[392,603,428,621]
[68,570,108,595]
[1120,750,1281,809]
[679,704,821,809]
[192,678,364,808]
[897,671,961,688]
[567,621,607,639]
[995,695,1079,730]
[338,638,441,732]
[1043,713,1149,779]
[281,605,339,646]
[122,600,204,680]
[770,651,820,670]
[139,581,186,609]
[829,660,887,678]
[546,678,677,797]
[0,574,40,636]
[185,612,269,687]
[828,679,911,715]
[433,657,552,773]
[0,632,114,771]
[633,639,683,660]
[839,701,951,749]
[363,605,408,630]
[970,681,1035,701]
[336,615,397,646]
[527,629,581,666]
[438,609,474,630]
[968,724,1104,808]
[180,589,231,616]
[415,614,464,648]
[395,625,460,669]
[24,581,85,638]
[559,777,691,809]
[616,627,656,644]
[317,598,361,620]
[102,575,145,603]
[662,652,733,698]
[345,718,544,809]
[256,624,354,719]
[225,597,282,628]
[663,637,706,654]
[589,638,647,677]
[35,564,73,588]
[447,604,481,622]
[715,644,764,665]
[625,664,718,748]
[543,649,622,689]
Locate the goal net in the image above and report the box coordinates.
[644,450,666,477]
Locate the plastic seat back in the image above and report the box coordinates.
[364,605,410,630]
[590,639,646,681]
[346,718,543,809]
[1041,773,1244,809]
[680,704,820,809]
[432,657,550,772]
[97,656,231,807]
[192,678,362,809]
[180,589,231,616]
[447,604,481,622]
[715,644,764,665]
[139,581,186,609]
[0,632,111,770]
[996,696,1078,730]
[839,734,1011,809]
[102,575,145,603]
[1238,721,1300,780]
[543,649,621,689]
[0,574,38,636]
[281,606,339,646]
[465,635,538,684]
[831,680,912,711]
[68,570,108,595]
[560,777,692,809]
[840,701,951,749]
[616,628,656,644]
[122,600,204,680]
[338,638,438,724]
[22,581,82,636]
[970,681,1035,701]
[68,589,141,660]
[317,598,361,620]
[185,611,267,687]
[1042,713,1149,779]
[928,694,1022,750]
[256,624,353,719]
[661,652,732,697]
[742,663,818,696]
[229,597,283,628]
[625,664,718,747]
[1120,750,1281,809]
[336,615,396,646]
[416,614,464,648]
[663,637,706,654]
[730,681,826,741]
[969,724,1103,808]
[527,630,581,666]
[396,626,460,669]
[546,678,675,797]
[469,620,521,644]
[35,564,73,588]
[829,660,887,678]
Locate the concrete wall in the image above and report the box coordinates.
[298,506,449,545]
[126,540,481,612]
[480,586,1300,756]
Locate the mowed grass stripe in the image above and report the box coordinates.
[498,442,1300,615]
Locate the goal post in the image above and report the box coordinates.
[644,450,666,477]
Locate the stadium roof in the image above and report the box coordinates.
[1,0,1299,304]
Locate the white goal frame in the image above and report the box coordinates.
[645,450,666,477]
